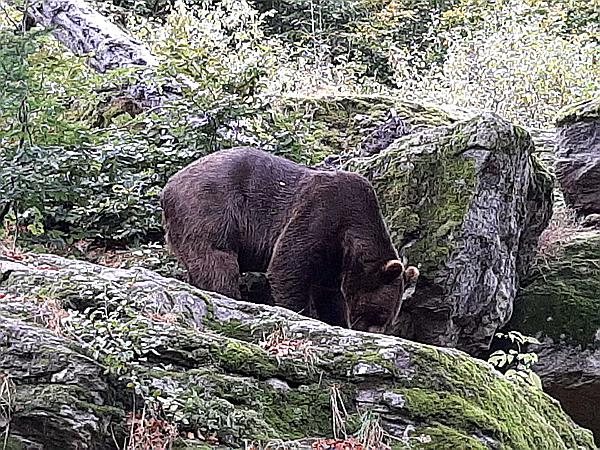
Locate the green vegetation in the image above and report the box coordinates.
[488,331,542,389]
[0,0,597,250]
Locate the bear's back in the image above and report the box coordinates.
[162,148,315,270]
[186,148,310,207]
[161,147,388,271]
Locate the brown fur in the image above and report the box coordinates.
[160,147,417,333]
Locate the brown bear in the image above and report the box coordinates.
[160,147,418,333]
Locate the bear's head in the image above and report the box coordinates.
[341,258,419,334]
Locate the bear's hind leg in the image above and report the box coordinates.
[187,247,242,299]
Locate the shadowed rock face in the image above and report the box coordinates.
[0,254,595,449]
[555,97,600,216]
[508,230,600,444]
[534,343,600,445]
[338,113,553,355]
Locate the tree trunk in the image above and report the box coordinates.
[27,0,157,72]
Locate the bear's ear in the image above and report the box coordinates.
[404,265,420,281]
[381,259,404,284]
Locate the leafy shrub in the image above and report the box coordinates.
[253,0,458,86]
[402,0,599,128]
[488,331,542,388]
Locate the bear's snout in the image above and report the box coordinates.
[350,309,395,335]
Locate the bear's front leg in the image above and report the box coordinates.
[311,285,347,328]
[267,261,313,316]
[267,228,315,316]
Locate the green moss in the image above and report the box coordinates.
[205,318,256,342]
[15,382,123,420]
[2,437,28,450]
[257,384,337,438]
[555,96,600,126]
[405,344,596,449]
[414,424,489,450]
[400,388,507,439]
[169,370,339,443]
[346,121,477,272]
[510,231,600,346]
[214,339,281,377]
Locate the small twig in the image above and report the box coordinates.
[0,3,19,30]
[89,105,179,135]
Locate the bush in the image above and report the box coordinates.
[253,0,458,86]
[0,2,330,247]
[400,0,599,128]
[1,0,597,249]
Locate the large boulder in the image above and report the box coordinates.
[508,229,600,443]
[555,97,600,216]
[0,253,594,449]
[339,112,553,355]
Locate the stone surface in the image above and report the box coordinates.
[0,253,594,449]
[338,113,553,355]
[27,0,157,73]
[555,97,600,216]
[532,342,600,445]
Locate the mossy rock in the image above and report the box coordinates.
[510,230,600,347]
[270,93,463,164]
[554,96,600,216]
[0,253,594,449]
[507,229,600,445]
[339,112,553,355]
